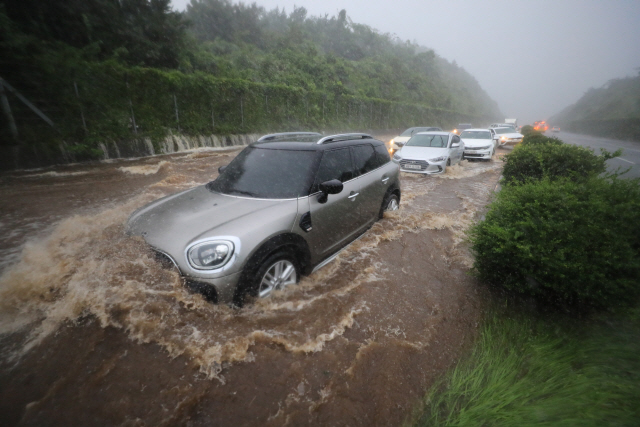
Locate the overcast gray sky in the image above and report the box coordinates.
[171,0,640,125]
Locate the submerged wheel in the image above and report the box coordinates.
[257,258,297,298]
[234,250,300,306]
[379,193,400,218]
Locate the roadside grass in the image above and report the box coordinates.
[410,301,640,427]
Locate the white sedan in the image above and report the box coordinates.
[460,129,495,160]
[392,132,464,174]
[493,127,523,146]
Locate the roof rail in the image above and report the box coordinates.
[316,133,373,145]
[257,132,322,141]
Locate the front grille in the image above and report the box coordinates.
[464,153,484,157]
[400,159,429,171]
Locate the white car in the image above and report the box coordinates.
[493,127,523,146]
[389,126,442,152]
[392,132,464,174]
[460,129,496,160]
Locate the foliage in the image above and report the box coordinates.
[521,132,563,146]
[519,124,534,136]
[549,74,640,140]
[469,177,640,310]
[182,1,501,118]
[412,304,640,426]
[502,141,617,185]
[0,0,189,69]
[0,0,502,164]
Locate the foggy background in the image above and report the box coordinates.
[171,0,640,126]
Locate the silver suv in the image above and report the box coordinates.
[126,133,401,305]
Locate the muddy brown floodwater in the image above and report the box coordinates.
[0,140,506,426]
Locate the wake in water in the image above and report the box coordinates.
[0,158,499,382]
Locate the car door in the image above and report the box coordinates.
[306,148,364,258]
[350,144,390,224]
[450,134,463,163]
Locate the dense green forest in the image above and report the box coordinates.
[550,73,640,140]
[0,0,501,166]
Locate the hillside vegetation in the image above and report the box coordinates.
[0,0,500,167]
[550,73,640,140]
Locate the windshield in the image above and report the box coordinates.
[405,134,448,148]
[208,147,318,198]
[400,127,438,136]
[460,131,491,139]
[494,128,514,134]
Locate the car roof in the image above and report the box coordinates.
[251,133,385,151]
[414,131,452,136]
[460,128,492,132]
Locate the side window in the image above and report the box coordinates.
[351,144,377,176]
[374,144,391,166]
[313,148,354,191]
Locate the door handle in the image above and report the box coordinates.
[348,192,359,199]
[381,177,389,183]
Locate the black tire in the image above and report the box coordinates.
[234,249,300,306]
[379,193,400,219]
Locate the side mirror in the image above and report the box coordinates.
[218,165,227,174]
[451,142,460,148]
[317,179,343,203]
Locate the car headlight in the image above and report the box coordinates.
[429,156,446,162]
[390,138,395,145]
[393,153,402,161]
[500,136,507,140]
[187,240,234,270]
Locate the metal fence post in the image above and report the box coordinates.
[173,94,180,133]
[0,78,18,141]
[73,81,87,133]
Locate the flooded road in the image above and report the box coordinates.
[0,141,505,426]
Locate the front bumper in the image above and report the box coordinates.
[464,148,492,159]
[394,158,445,174]
[153,249,242,304]
[499,138,522,145]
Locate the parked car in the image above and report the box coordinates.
[391,132,464,174]
[389,126,443,152]
[493,127,524,145]
[459,129,496,160]
[452,123,473,135]
[552,126,560,133]
[126,133,401,305]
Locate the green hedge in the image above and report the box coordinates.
[502,140,616,185]
[469,177,640,310]
[4,59,491,156]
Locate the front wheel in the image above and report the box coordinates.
[379,193,399,218]
[234,250,300,306]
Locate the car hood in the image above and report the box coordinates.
[461,138,493,148]
[393,136,411,145]
[498,132,523,138]
[398,146,450,160]
[127,185,297,260]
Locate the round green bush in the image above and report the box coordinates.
[502,142,610,185]
[520,124,535,136]
[522,133,563,146]
[470,177,640,309]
